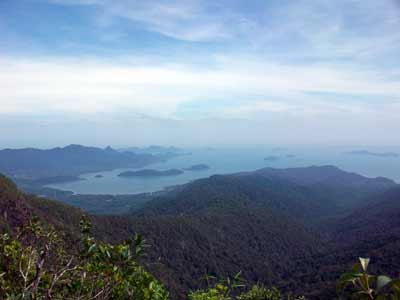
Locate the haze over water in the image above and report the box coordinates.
[48,145,400,195]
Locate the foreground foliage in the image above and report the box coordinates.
[1,217,398,300]
[0,217,168,300]
[0,217,308,300]
[338,257,400,300]
[189,277,307,300]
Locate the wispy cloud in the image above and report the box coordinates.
[46,0,400,61]
[0,55,398,117]
[49,0,238,42]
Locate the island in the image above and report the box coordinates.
[184,164,210,171]
[264,155,280,161]
[118,169,184,178]
[94,174,103,178]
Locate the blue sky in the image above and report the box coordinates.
[0,0,399,147]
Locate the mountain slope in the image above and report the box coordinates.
[136,174,335,222]
[252,166,396,209]
[335,186,400,242]
[127,166,398,298]
[0,172,324,299]
[1,166,399,300]
[0,174,83,236]
[137,166,396,226]
[127,168,340,298]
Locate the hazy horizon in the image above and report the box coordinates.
[2,143,400,151]
[1,0,399,147]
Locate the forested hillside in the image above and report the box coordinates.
[124,167,399,299]
[1,167,400,299]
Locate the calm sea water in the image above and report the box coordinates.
[47,145,400,195]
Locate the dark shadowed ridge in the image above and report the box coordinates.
[335,186,400,242]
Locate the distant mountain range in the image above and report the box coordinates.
[1,165,399,299]
[0,144,174,180]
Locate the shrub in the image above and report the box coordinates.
[337,257,400,300]
[237,285,281,300]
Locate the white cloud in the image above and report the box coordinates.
[0,55,399,119]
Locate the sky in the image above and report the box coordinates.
[0,0,399,148]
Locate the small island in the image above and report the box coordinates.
[184,164,210,171]
[118,169,184,178]
[264,155,280,161]
[94,174,103,178]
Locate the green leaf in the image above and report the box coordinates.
[359,257,370,272]
[88,243,97,253]
[377,275,392,291]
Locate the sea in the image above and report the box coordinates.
[47,145,400,195]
